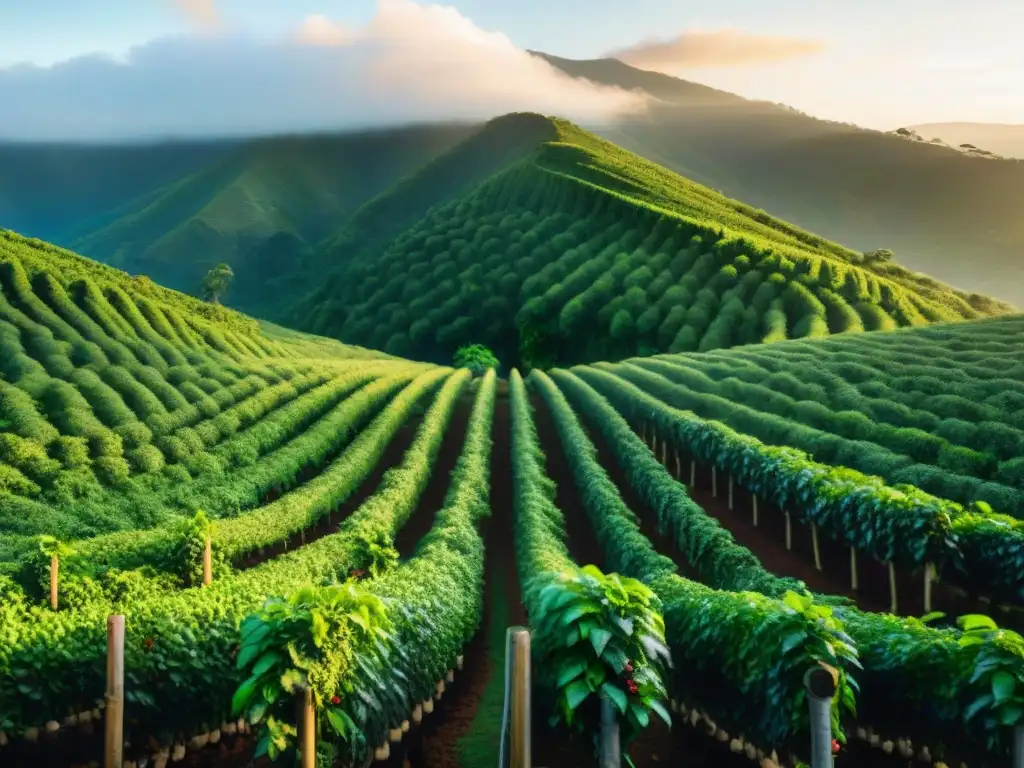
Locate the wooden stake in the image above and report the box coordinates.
[784,511,792,551]
[888,562,898,614]
[510,628,532,768]
[811,524,822,571]
[712,466,718,497]
[752,495,759,527]
[689,460,696,488]
[300,688,315,768]
[202,538,212,587]
[728,475,734,511]
[924,563,934,613]
[50,554,59,611]
[105,615,125,768]
[850,547,858,591]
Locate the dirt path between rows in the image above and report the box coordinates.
[415,384,527,768]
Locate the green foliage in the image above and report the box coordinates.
[453,343,499,376]
[563,364,1024,755]
[201,263,234,305]
[232,583,390,761]
[529,368,860,748]
[533,567,671,751]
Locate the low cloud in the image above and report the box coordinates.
[173,0,220,30]
[0,0,647,142]
[610,28,825,70]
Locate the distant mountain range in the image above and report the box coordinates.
[0,53,1021,308]
[534,54,1024,305]
[906,122,1024,159]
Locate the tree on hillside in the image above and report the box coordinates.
[201,263,234,305]
[862,249,895,265]
[453,344,500,376]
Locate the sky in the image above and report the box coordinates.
[0,0,1021,140]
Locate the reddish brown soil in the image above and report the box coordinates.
[413,387,528,768]
[394,398,474,559]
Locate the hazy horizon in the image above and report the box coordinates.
[1,0,1021,141]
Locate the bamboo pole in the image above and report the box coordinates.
[105,615,125,768]
[784,512,792,551]
[924,563,934,613]
[811,524,822,571]
[202,537,212,587]
[300,688,315,768]
[752,495,759,527]
[711,466,718,497]
[728,475,734,511]
[510,628,531,768]
[50,554,59,610]
[888,562,898,614]
[850,547,858,591]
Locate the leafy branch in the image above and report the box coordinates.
[532,565,672,758]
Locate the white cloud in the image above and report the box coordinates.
[0,0,647,142]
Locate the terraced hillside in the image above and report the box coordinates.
[295,113,1010,369]
[536,53,1024,305]
[2,230,1024,768]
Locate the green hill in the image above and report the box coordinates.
[535,53,1024,305]
[4,225,1024,768]
[586,313,1024,516]
[287,113,1008,369]
[0,227,409,548]
[66,124,476,310]
[0,139,237,243]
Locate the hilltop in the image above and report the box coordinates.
[282,113,1008,370]
[535,53,1024,304]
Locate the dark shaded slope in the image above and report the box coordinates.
[69,124,477,308]
[291,113,558,334]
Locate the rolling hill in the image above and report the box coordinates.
[64,124,477,311]
[0,138,238,244]
[284,113,1010,370]
[3,225,1024,768]
[535,53,1024,305]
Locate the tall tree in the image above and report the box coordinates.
[201,263,234,305]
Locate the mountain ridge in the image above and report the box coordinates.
[535,53,1024,304]
[280,113,1008,370]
